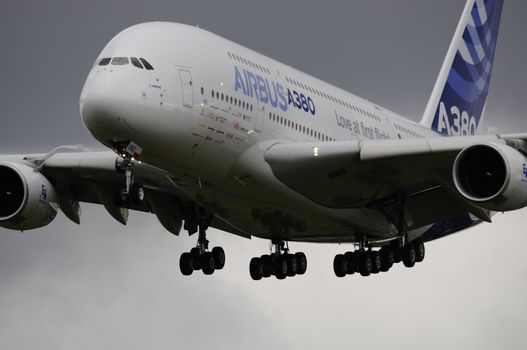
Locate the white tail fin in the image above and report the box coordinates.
[420,0,504,136]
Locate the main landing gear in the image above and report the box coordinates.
[249,240,307,281]
[333,239,425,277]
[179,206,225,276]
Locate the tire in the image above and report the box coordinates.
[358,252,372,277]
[261,255,273,278]
[370,251,382,274]
[295,252,307,275]
[379,247,395,272]
[333,254,347,278]
[201,252,216,275]
[212,247,225,269]
[402,245,416,268]
[179,252,193,276]
[392,243,402,263]
[249,257,263,280]
[190,247,201,270]
[344,251,357,275]
[274,256,288,280]
[414,240,425,263]
[286,254,298,277]
[130,183,144,206]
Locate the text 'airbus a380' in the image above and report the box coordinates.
[1,0,524,280]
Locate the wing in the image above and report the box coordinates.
[264,133,527,234]
[0,151,249,238]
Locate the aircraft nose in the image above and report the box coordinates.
[79,70,140,146]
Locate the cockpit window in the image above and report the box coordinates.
[130,57,143,69]
[98,57,111,66]
[140,58,154,70]
[111,57,129,65]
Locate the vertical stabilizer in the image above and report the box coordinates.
[420,0,504,136]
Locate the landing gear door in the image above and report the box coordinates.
[179,69,193,108]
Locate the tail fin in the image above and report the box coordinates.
[420,0,504,136]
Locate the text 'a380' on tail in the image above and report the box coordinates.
[420,0,504,136]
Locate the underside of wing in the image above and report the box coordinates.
[264,133,527,234]
[0,151,250,238]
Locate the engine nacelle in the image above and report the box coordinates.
[0,162,58,230]
[453,142,527,212]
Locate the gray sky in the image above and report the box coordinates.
[1,1,527,349]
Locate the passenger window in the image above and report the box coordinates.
[201,87,204,95]
[131,57,143,69]
[140,58,154,70]
[111,57,129,65]
[98,57,111,66]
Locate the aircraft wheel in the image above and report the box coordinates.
[344,251,357,275]
[260,255,273,278]
[402,245,416,268]
[295,252,307,275]
[286,254,298,277]
[333,254,347,278]
[379,247,395,272]
[190,247,201,270]
[358,252,372,277]
[179,252,194,276]
[250,257,263,280]
[130,183,144,205]
[370,251,382,274]
[274,256,288,280]
[212,247,225,270]
[414,240,425,263]
[201,252,216,275]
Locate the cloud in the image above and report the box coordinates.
[1,206,527,349]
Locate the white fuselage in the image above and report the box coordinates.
[80,22,440,243]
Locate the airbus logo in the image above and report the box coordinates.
[234,66,316,116]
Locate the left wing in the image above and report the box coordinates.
[264,133,527,232]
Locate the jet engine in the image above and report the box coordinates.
[453,142,527,212]
[0,162,58,230]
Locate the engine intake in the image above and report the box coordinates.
[453,142,527,211]
[0,165,26,220]
[0,162,58,230]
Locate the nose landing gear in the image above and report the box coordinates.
[114,141,145,206]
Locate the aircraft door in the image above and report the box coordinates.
[179,69,193,108]
[253,104,264,132]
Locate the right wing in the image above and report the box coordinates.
[0,151,249,238]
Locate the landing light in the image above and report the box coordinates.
[313,147,319,157]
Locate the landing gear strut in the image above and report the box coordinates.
[249,240,307,281]
[179,205,225,276]
[114,142,144,206]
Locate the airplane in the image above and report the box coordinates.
[1,0,524,281]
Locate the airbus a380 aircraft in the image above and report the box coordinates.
[1,0,524,280]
